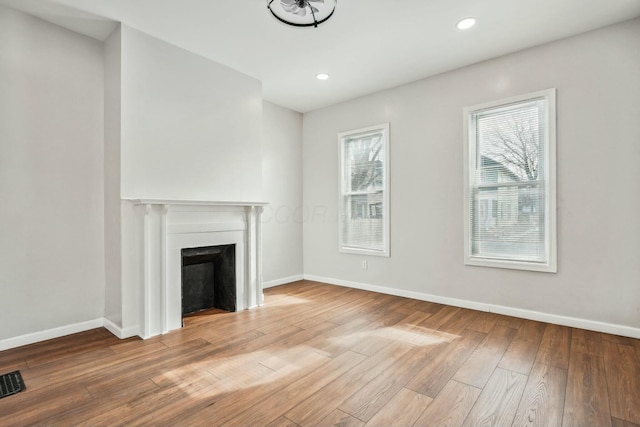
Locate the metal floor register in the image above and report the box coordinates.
[0,371,26,399]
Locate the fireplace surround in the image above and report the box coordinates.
[125,200,266,338]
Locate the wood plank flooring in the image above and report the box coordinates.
[1,280,640,427]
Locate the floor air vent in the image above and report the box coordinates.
[0,371,26,399]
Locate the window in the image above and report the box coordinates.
[339,123,390,256]
[463,89,556,272]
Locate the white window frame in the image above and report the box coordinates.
[463,89,557,272]
[339,123,390,257]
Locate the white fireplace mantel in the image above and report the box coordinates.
[129,199,268,207]
[122,199,267,339]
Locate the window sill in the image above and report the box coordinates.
[465,256,556,273]
[340,247,390,257]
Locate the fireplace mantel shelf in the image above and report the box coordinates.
[125,199,268,207]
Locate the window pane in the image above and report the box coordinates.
[344,133,384,193]
[342,194,384,250]
[471,183,545,261]
[476,101,543,182]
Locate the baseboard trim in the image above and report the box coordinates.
[0,318,105,351]
[304,274,640,339]
[102,318,139,340]
[263,274,305,289]
[3,276,636,351]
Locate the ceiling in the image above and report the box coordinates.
[2,0,640,113]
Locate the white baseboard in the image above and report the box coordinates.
[304,274,640,340]
[102,318,140,340]
[3,275,636,351]
[0,318,104,351]
[0,318,143,351]
[263,274,305,289]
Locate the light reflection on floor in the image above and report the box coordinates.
[159,323,459,398]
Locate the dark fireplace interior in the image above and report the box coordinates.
[181,244,236,316]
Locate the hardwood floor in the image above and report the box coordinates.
[1,280,640,427]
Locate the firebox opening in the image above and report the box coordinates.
[181,244,236,317]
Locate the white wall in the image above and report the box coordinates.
[262,102,304,285]
[103,26,122,327]
[303,19,640,331]
[120,26,263,202]
[0,6,105,340]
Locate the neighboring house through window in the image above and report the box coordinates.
[339,123,390,257]
[463,89,557,272]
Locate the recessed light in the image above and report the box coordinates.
[316,73,330,81]
[457,17,476,30]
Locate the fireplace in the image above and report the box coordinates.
[182,244,236,316]
[122,200,266,339]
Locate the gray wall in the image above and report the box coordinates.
[0,6,105,340]
[262,102,304,285]
[303,19,640,330]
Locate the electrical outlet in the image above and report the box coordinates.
[361,260,368,270]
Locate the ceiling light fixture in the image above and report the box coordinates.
[457,17,476,30]
[316,73,330,80]
[268,0,337,28]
